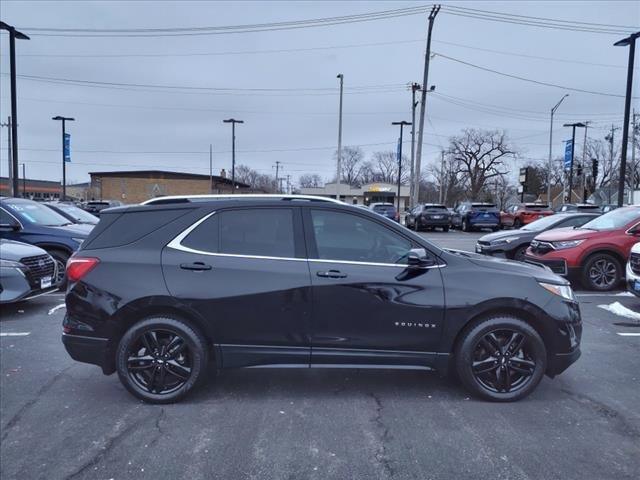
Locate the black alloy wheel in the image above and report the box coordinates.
[456,316,546,401]
[513,245,528,262]
[117,317,208,403]
[583,254,621,291]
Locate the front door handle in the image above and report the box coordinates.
[180,262,212,271]
[316,270,347,279]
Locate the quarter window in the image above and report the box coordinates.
[182,208,295,258]
[310,209,413,264]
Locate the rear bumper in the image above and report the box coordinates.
[418,217,450,227]
[62,333,115,374]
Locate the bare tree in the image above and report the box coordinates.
[234,164,277,192]
[447,129,515,200]
[298,173,323,188]
[333,146,364,186]
[370,151,410,184]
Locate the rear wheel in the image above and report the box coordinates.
[116,316,209,404]
[443,226,450,232]
[512,245,528,262]
[513,218,522,229]
[455,316,546,402]
[582,253,621,291]
[462,218,470,232]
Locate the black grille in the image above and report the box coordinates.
[477,240,491,246]
[525,258,567,275]
[529,240,554,255]
[20,254,56,288]
[631,253,640,275]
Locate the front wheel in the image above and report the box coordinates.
[513,218,522,229]
[116,316,209,404]
[462,218,470,232]
[455,316,546,402]
[582,253,621,291]
[47,249,69,289]
[442,226,450,232]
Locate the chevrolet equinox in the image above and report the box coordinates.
[62,195,582,403]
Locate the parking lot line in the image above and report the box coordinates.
[48,304,66,315]
[0,332,31,337]
[616,332,640,336]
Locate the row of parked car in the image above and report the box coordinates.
[0,197,99,303]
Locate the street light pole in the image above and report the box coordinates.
[392,121,411,213]
[409,82,420,207]
[223,118,244,194]
[614,31,639,207]
[563,122,586,203]
[548,94,569,205]
[1,22,30,197]
[336,74,344,202]
[581,121,591,202]
[52,116,75,201]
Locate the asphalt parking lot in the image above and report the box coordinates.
[1,230,639,480]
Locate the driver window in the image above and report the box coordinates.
[310,209,413,264]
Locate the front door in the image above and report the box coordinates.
[304,208,445,367]
[162,206,312,368]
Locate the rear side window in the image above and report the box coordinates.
[182,208,295,258]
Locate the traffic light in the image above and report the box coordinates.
[591,158,599,180]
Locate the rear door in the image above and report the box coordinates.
[161,206,312,368]
[304,207,445,367]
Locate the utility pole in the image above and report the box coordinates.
[336,73,344,202]
[0,22,30,197]
[392,121,411,213]
[439,150,445,204]
[581,121,591,202]
[605,124,620,203]
[1,117,12,190]
[409,82,420,207]
[614,31,639,207]
[223,118,244,194]
[547,94,569,205]
[286,174,291,194]
[21,163,25,197]
[52,116,75,201]
[414,5,440,205]
[274,161,281,193]
[633,110,638,204]
[209,143,213,193]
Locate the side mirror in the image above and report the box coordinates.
[0,222,20,232]
[407,248,435,267]
[629,226,640,235]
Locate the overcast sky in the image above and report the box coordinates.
[1,1,638,186]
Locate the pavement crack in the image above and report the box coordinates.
[368,392,395,478]
[63,414,153,480]
[1,365,73,443]
[146,407,166,448]
[561,388,640,440]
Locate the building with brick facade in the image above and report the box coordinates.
[87,170,251,204]
[0,176,62,200]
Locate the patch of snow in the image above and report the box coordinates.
[598,302,640,321]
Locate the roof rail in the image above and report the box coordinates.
[140,194,344,206]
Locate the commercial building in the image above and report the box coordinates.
[87,170,251,204]
[0,176,61,200]
[300,182,411,210]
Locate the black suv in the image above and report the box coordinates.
[63,195,582,404]
[405,204,450,232]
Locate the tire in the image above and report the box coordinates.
[491,227,500,232]
[47,249,69,290]
[116,316,209,404]
[443,226,450,232]
[581,253,622,291]
[513,218,522,229]
[512,245,528,262]
[455,315,546,402]
[462,218,470,232]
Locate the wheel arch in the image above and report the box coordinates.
[579,248,625,269]
[34,242,74,256]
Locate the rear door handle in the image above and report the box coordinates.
[180,262,212,271]
[316,270,347,279]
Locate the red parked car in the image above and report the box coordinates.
[524,206,640,291]
[500,203,554,229]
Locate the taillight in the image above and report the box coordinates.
[66,257,99,282]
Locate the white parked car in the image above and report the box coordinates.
[627,242,640,297]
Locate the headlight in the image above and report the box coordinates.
[72,238,85,245]
[493,236,520,245]
[538,281,576,301]
[552,239,584,250]
[0,259,24,268]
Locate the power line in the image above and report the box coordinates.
[17,5,433,37]
[434,52,636,98]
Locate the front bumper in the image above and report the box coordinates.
[548,346,581,376]
[626,262,640,297]
[524,255,569,276]
[0,267,58,304]
[62,332,115,374]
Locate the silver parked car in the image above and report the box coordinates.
[0,239,58,304]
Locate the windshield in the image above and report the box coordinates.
[521,215,566,231]
[424,205,447,210]
[373,205,396,213]
[4,200,71,226]
[52,204,99,224]
[580,208,640,231]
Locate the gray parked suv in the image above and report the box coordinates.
[0,239,58,303]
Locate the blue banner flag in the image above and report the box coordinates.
[397,137,401,161]
[64,133,71,163]
[563,139,573,171]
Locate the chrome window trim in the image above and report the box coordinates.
[167,210,446,269]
